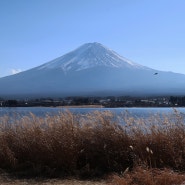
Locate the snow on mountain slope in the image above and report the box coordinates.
[0,42,185,98]
[37,42,148,72]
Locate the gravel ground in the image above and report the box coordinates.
[0,175,107,185]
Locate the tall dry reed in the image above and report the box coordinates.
[0,109,184,178]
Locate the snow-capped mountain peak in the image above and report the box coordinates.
[37,42,146,72]
[1,42,185,98]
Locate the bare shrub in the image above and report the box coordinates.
[110,167,185,185]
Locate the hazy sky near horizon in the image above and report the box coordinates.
[0,0,185,77]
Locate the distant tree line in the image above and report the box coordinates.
[170,96,185,106]
[2,100,18,107]
[1,96,185,107]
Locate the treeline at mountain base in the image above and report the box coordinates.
[0,110,185,185]
[1,96,185,107]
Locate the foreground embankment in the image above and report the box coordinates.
[1,110,185,184]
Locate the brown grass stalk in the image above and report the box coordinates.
[0,109,184,179]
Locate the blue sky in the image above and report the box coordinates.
[0,0,185,77]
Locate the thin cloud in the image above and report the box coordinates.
[11,69,22,75]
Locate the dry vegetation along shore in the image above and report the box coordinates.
[0,109,185,184]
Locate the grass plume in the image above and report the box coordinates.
[0,109,185,181]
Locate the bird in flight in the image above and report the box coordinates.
[154,72,158,75]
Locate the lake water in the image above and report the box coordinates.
[0,107,185,119]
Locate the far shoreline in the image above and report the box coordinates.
[1,105,184,108]
[55,105,104,108]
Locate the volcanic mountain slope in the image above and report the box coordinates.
[0,42,185,98]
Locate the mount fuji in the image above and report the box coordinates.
[1,42,185,98]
